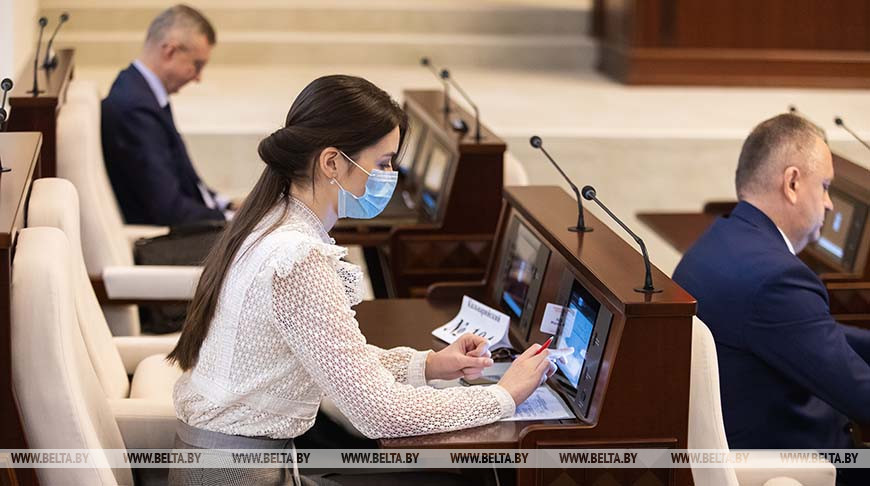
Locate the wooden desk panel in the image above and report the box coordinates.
[505,186,696,317]
[354,298,457,351]
[637,212,717,254]
[8,49,75,178]
[0,132,42,486]
[355,187,694,486]
[594,0,870,88]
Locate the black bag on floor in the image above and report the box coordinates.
[133,220,226,334]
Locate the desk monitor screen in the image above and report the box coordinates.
[553,272,613,420]
[494,215,550,342]
[399,112,426,178]
[811,187,868,272]
[412,131,432,185]
[420,137,454,220]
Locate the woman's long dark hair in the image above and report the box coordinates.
[167,75,407,370]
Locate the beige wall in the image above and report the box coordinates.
[0,0,39,84]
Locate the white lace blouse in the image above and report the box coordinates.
[173,197,516,439]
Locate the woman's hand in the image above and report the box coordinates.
[497,344,556,405]
[425,333,494,381]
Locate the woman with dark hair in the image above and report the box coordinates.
[167,75,552,485]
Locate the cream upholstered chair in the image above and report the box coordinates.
[12,227,174,485]
[64,79,170,246]
[503,151,530,186]
[689,317,836,486]
[57,82,201,336]
[28,178,183,386]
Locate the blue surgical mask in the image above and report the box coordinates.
[332,150,398,219]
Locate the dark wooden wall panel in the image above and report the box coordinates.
[595,0,870,87]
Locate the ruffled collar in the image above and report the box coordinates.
[287,197,334,245]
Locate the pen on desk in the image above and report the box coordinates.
[533,336,554,356]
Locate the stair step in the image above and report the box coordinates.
[41,1,590,36]
[57,31,596,70]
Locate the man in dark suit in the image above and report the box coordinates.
[102,4,231,225]
[673,114,870,483]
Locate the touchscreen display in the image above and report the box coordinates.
[501,223,541,319]
[816,191,855,262]
[421,145,449,211]
[555,280,601,388]
[399,119,424,175]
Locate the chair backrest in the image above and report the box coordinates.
[58,81,134,271]
[12,227,133,486]
[27,178,131,399]
[503,151,530,186]
[57,81,141,335]
[689,317,739,486]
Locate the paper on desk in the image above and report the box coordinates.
[432,296,511,349]
[540,303,577,335]
[501,385,574,422]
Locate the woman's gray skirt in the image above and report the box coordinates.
[167,420,471,486]
[167,420,327,486]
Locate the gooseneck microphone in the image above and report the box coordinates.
[529,135,591,232]
[420,57,450,115]
[0,78,13,172]
[29,16,49,95]
[581,185,659,293]
[0,78,12,129]
[43,12,70,70]
[834,116,870,153]
[440,69,481,143]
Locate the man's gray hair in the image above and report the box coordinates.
[145,4,216,47]
[735,113,826,199]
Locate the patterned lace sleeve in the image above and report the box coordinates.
[269,247,516,439]
[364,345,429,386]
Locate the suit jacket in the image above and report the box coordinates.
[101,65,225,225]
[673,201,870,449]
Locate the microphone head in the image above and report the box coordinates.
[38,16,48,27]
[0,78,12,91]
[581,185,596,200]
[439,69,449,79]
[420,57,429,66]
[834,116,844,126]
[788,105,797,114]
[60,12,70,22]
[529,135,543,148]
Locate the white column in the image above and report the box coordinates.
[0,0,39,82]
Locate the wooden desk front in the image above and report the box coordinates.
[0,132,42,486]
[354,186,696,485]
[8,49,75,179]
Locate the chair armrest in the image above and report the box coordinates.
[123,225,170,247]
[734,454,836,486]
[101,265,202,301]
[762,478,804,486]
[114,335,180,374]
[108,398,177,450]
